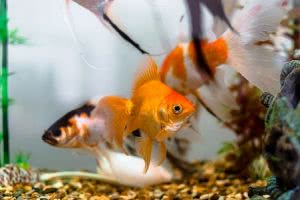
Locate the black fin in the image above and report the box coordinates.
[103,13,149,55]
[185,0,236,80]
[201,0,235,31]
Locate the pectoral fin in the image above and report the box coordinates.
[156,129,175,142]
[92,96,132,153]
[156,142,167,166]
[136,135,153,173]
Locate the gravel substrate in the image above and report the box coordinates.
[0,161,267,200]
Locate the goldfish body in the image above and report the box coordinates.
[160,38,228,92]
[125,58,195,172]
[160,0,289,121]
[42,97,131,168]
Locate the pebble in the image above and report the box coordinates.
[43,187,58,194]
[235,193,242,199]
[200,193,214,200]
[263,194,271,198]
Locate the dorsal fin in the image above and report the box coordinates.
[132,57,160,95]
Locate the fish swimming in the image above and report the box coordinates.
[122,58,195,172]
[160,0,289,121]
[42,101,172,187]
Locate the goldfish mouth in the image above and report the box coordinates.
[42,131,58,146]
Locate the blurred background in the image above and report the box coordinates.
[7,0,235,170]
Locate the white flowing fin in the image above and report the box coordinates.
[96,148,172,187]
[146,0,173,52]
[213,0,240,37]
[40,171,120,185]
[197,66,238,122]
[41,148,172,188]
[71,0,114,30]
[70,0,165,55]
[63,0,109,70]
[222,0,289,95]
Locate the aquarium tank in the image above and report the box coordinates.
[0,0,300,199]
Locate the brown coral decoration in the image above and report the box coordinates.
[223,74,267,173]
[0,164,39,186]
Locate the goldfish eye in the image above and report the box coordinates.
[52,130,62,137]
[172,104,183,114]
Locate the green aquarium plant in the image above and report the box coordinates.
[14,152,31,170]
[0,131,2,166]
[0,0,10,166]
[0,0,27,167]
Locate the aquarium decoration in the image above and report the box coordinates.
[0,164,38,186]
[218,74,267,174]
[249,61,300,200]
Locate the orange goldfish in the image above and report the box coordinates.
[160,0,289,120]
[123,58,196,172]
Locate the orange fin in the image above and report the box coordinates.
[132,57,160,95]
[92,96,132,153]
[155,129,174,142]
[136,135,153,173]
[156,142,167,166]
[125,106,141,134]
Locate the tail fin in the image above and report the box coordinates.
[197,66,238,122]
[40,148,172,187]
[222,0,288,95]
[96,148,172,187]
[92,96,132,153]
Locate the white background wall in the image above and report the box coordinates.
[6,0,234,171]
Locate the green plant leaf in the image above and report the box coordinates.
[0,11,8,42]
[217,141,236,155]
[248,156,272,180]
[0,98,15,106]
[9,28,27,45]
[0,132,3,142]
[14,152,31,170]
[0,70,14,84]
